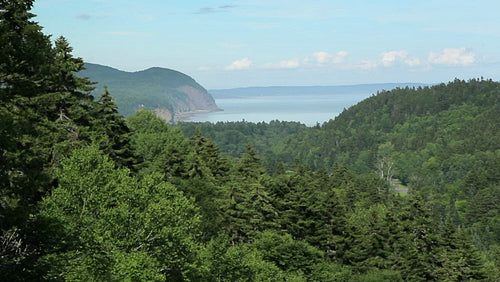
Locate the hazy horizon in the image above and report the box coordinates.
[33,1,499,89]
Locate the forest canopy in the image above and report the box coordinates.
[1,1,499,280]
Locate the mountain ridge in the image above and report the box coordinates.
[78,63,219,122]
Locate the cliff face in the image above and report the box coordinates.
[177,85,218,111]
[79,63,219,122]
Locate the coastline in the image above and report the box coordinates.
[173,108,222,123]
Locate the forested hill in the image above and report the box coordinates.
[180,79,500,277]
[79,63,219,121]
[2,1,499,279]
[182,78,499,199]
[285,78,500,172]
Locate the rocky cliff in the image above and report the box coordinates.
[79,63,219,122]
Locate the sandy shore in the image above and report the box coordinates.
[173,108,222,123]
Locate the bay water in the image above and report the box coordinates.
[186,92,374,126]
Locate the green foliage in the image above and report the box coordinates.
[220,145,279,243]
[1,2,498,279]
[1,5,96,272]
[352,269,403,282]
[33,145,201,280]
[128,109,190,177]
[177,120,309,172]
[251,230,324,275]
[344,204,392,271]
[91,87,138,170]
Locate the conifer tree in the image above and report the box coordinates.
[222,144,278,243]
[433,223,487,280]
[1,0,52,222]
[91,87,137,170]
[0,0,53,100]
[189,127,229,180]
[390,195,441,281]
[236,144,266,179]
[1,2,97,275]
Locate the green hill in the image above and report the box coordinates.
[179,78,500,258]
[78,63,219,121]
[185,78,499,190]
[5,2,499,279]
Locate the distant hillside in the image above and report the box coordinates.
[182,78,500,184]
[273,79,500,172]
[79,63,219,122]
[209,83,431,98]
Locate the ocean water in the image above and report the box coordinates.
[186,92,374,126]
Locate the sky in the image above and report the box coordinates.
[32,0,500,89]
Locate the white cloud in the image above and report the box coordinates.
[380,50,424,67]
[313,51,331,64]
[312,51,348,64]
[381,50,408,66]
[225,58,253,70]
[263,58,300,69]
[428,47,475,66]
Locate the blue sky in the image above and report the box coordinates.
[33,0,500,89]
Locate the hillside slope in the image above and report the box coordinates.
[79,63,219,122]
[179,78,500,256]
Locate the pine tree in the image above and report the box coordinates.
[433,223,487,280]
[91,87,137,170]
[236,144,266,179]
[221,144,278,243]
[390,195,441,281]
[27,36,96,167]
[0,0,52,221]
[189,127,229,180]
[0,3,98,276]
[344,204,392,272]
[0,0,53,100]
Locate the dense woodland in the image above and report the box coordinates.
[1,1,499,281]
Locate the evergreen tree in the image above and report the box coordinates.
[390,195,441,281]
[91,87,137,170]
[0,3,99,275]
[0,0,53,100]
[189,127,230,180]
[344,204,392,272]
[236,144,266,179]
[433,223,487,280]
[178,128,230,241]
[0,0,53,229]
[221,144,278,243]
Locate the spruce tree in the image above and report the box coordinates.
[222,144,278,243]
[188,127,229,180]
[1,2,97,276]
[390,195,441,281]
[433,223,487,280]
[91,87,137,170]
